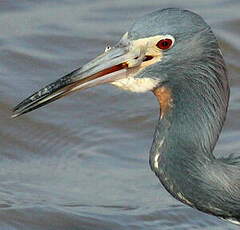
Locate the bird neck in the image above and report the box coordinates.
[149,57,229,208]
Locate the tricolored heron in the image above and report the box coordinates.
[12,8,240,225]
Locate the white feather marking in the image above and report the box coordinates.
[154,154,160,169]
[177,192,193,206]
[153,139,165,169]
[223,218,240,225]
[111,77,159,93]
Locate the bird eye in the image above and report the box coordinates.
[156,38,173,50]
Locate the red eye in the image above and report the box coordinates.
[156,38,173,50]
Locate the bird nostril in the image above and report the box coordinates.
[143,55,153,62]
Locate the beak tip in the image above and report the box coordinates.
[11,109,22,118]
[11,113,19,119]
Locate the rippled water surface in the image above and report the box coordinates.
[1,1,240,229]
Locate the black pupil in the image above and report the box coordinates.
[162,41,169,47]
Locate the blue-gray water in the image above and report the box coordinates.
[1,1,240,229]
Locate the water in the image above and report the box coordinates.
[1,1,240,229]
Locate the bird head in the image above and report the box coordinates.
[12,8,226,118]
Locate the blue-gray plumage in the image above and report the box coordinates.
[12,8,240,225]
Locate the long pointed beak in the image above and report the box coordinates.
[12,37,147,118]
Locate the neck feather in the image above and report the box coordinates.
[149,56,231,214]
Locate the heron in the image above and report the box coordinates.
[12,8,240,225]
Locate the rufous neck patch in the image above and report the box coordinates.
[153,86,173,119]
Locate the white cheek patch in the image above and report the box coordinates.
[109,34,174,93]
[111,77,159,93]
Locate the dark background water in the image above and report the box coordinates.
[0,1,240,229]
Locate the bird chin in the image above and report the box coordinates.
[111,76,160,93]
